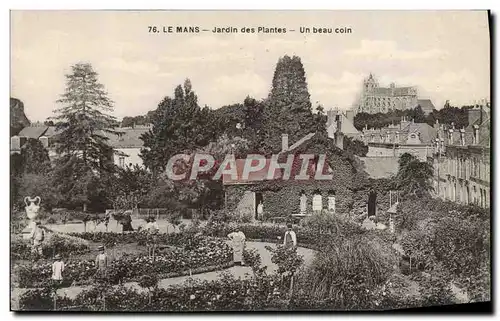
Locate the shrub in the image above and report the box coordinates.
[296,232,397,310]
[11,233,90,260]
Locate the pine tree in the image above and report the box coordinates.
[53,63,118,168]
[51,63,118,211]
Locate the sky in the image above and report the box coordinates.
[11,10,490,122]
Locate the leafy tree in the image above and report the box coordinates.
[51,63,119,211]
[20,138,51,174]
[425,103,470,129]
[121,115,147,128]
[396,153,434,197]
[17,173,60,211]
[408,105,426,123]
[140,79,217,173]
[343,136,368,157]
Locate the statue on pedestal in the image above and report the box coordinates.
[24,196,41,235]
[23,196,45,258]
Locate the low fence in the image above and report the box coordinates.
[105,208,201,220]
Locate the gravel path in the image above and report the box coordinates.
[11,241,315,310]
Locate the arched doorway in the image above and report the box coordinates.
[368,190,377,217]
[255,192,263,220]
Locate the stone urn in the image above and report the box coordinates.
[22,196,41,239]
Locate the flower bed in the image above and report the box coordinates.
[19,273,286,311]
[67,231,204,248]
[13,237,232,288]
[11,233,90,260]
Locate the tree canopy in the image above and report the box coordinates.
[396,153,434,197]
[140,79,218,173]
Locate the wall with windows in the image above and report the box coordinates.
[432,145,490,208]
[113,148,143,168]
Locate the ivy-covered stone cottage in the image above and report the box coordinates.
[223,131,362,221]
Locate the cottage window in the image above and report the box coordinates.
[312,193,322,212]
[119,156,125,167]
[299,192,307,214]
[328,193,336,213]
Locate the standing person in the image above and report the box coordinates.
[257,201,264,220]
[52,254,65,285]
[283,223,297,248]
[95,245,108,278]
[227,228,246,266]
[30,221,45,259]
[145,216,159,258]
[121,210,134,232]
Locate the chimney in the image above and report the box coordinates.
[281,134,289,152]
[345,110,354,123]
[327,109,335,127]
[460,128,466,146]
[473,125,480,145]
[336,114,342,133]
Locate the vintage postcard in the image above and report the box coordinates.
[10,10,491,312]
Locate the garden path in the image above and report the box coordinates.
[11,241,316,309]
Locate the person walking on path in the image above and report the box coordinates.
[283,223,297,248]
[52,254,65,285]
[227,228,246,266]
[95,245,108,279]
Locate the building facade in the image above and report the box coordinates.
[353,74,435,115]
[10,124,150,168]
[431,104,490,208]
[360,118,437,161]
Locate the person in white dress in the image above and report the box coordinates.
[283,223,297,248]
[227,229,246,265]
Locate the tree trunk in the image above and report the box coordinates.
[83,203,88,212]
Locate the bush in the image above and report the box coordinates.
[11,233,90,260]
[19,273,286,311]
[294,232,397,310]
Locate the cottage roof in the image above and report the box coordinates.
[103,127,149,148]
[222,158,283,185]
[18,126,49,139]
[402,122,437,145]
